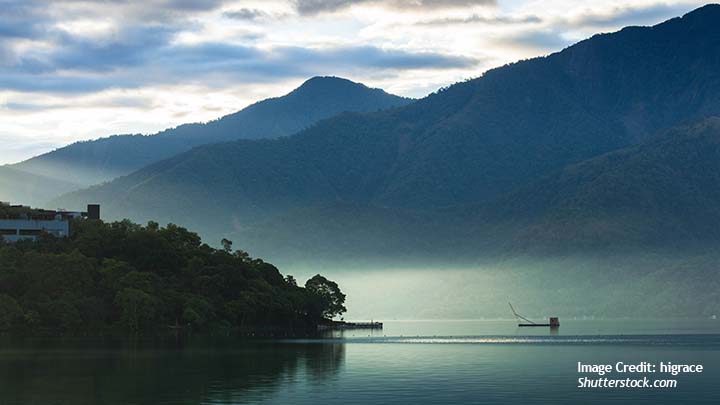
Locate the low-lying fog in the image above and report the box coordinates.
[284,253,720,320]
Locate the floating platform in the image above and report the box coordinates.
[510,303,559,328]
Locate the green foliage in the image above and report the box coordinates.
[305,274,347,321]
[114,288,160,333]
[0,219,345,336]
[0,294,22,330]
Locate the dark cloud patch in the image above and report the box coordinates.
[0,0,225,39]
[1,37,480,93]
[295,0,358,14]
[295,0,496,15]
[50,25,179,72]
[6,24,180,77]
[0,18,43,39]
[0,0,50,39]
[158,0,227,12]
[155,43,265,73]
[0,0,481,95]
[57,0,228,20]
[156,44,480,85]
[417,13,541,26]
[223,8,268,20]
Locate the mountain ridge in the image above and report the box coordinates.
[53,5,720,263]
[1,77,411,206]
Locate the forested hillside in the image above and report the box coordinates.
[0,219,345,336]
[53,5,720,264]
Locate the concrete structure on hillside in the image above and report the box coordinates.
[0,203,100,242]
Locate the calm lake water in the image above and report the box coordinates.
[1,320,719,404]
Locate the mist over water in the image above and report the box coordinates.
[285,252,720,321]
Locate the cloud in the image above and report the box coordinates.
[0,74,119,93]
[154,44,480,85]
[50,25,179,72]
[497,29,573,51]
[416,13,541,26]
[0,1,49,39]
[294,0,497,15]
[57,0,227,22]
[274,45,479,70]
[565,3,697,28]
[1,0,483,94]
[485,3,700,54]
[223,8,269,20]
[0,0,225,42]
[3,96,154,112]
[223,7,292,21]
[0,133,61,164]
[1,34,480,93]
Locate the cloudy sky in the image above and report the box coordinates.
[0,0,708,164]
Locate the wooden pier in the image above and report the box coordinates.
[318,321,383,330]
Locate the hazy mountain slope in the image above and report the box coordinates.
[377,4,720,208]
[55,5,720,261]
[241,117,720,264]
[10,77,411,187]
[51,112,404,235]
[0,166,81,208]
[478,117,720,253]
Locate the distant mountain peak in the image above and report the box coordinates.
[7,76,412,194]
[302,76,357,85]
[300,76,363,88]
[292,76,409,100]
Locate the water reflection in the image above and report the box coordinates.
[2,321,720,404]
[0,338,345,405]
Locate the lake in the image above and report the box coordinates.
[1,320,719,404]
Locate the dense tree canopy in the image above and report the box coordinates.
[0,218,346,336]
[305,275,347,322]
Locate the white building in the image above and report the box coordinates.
[0,218,70,242]
[0,203,100,242]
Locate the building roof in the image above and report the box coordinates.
[0,202,85,221]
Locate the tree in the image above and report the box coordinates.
[114,288,160,333]
[221,238,233,253]
[305,274,346,321]
[285,275,297,286]
[0,217,349,335]
[0,294,22,330]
